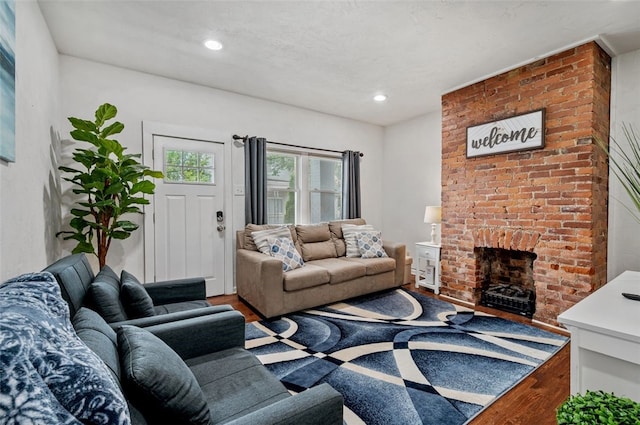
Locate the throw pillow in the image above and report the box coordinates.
[267,236,304,272]
[356,231,388,258]
[342,224,374,257]
[251,226,292,255]
[89,265,128,323]
[120,270,156,319]
[117,326,211,425]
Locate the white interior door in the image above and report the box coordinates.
[152,135,225,296]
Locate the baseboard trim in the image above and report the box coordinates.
[439,294,475,307]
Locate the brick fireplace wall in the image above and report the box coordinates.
[440,42,611,325]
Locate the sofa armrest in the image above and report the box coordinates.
[108,305,234,329]
[235,249,285,318]
[142,310,246,359]
[383,240,406,286]
[225,383,343,425]
[144,277,206,304]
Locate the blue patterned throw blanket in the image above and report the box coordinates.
[0,272,130,424]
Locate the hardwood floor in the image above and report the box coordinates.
[208,283,570,425]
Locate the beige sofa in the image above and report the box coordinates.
[235,219,406,318]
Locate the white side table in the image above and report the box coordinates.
[414,242,441,294]
[557,270,640,402]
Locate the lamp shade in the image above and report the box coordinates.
[424,206,442,224]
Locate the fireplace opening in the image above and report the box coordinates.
[475,247,537,317]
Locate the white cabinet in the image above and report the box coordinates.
[557,271,640,401]
[414,242,441,295]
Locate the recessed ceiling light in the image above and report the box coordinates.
[204,39,223,51]
[373,94,387,102]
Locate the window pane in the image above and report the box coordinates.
[267,153,296,190]
[199,169,213,183]
[310,192,342,223]
[308,157,341,191]
[165,166,182,182]
[183,152,198,167]
[182,167,198,182]
[267,190,296,224]
[199,153,214,167]
[166,150,182,165]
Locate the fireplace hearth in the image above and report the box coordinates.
[476,246,537,317]
[481,284,535,318]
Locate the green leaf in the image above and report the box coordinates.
[58,166,82,174]
[105,182,125,195]
[70,217,88,231]
[144,169,164,179]
[110,231,131,240]
[100,121,125,138]
[70,129,100,146]
[131,180,155,194]
[72,241,95,255]
[116,220,139,231]
[70,208,91,217]
[68,117,97,133]
[95,103,117,128]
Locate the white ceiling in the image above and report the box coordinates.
[38,0,640,126]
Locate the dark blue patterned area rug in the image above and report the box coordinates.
[245,289,568,425]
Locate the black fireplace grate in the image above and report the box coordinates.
[480,284,535,318]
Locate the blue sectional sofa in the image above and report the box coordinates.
[0,271,343,424]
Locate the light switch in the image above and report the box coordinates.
[234,185,245,196]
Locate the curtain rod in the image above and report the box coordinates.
[232,134,364,157]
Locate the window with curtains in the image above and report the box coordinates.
[266,149,342,224]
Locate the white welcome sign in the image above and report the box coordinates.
[466,109,545,158]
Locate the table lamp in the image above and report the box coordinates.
[424,206,441,244]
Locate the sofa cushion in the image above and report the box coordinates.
[300,240,338,261]
[306,259,366,284]
[244,224,297,251]
[356,231,389,258]
[186,347,290,424]
[154,300,211,315]
[89,265,128,323]
[73,307,122,387]
[120,270,156,319]
[43,253,95,317]
[342,224,375,257]
[0,273,130,425]
[282,263,331,291]
[296,223,331,243]
[341,257,396,276]
[118,325,211,425]
[267,236,304,272]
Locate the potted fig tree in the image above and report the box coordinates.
[58,103,163,268]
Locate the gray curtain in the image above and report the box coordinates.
[342,150,361,219]
[244,137,267,225]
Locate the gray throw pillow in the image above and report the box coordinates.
[120,270,155,319]
[117,326,212,425]
[89,265,128,323]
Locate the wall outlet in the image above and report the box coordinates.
[234,185,245,196]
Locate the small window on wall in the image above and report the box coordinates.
[164,149,215,184]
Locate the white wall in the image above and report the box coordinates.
[58,56,384,288]
[381,111,442,260]
[0,2,60,280]
[608,48,640,281]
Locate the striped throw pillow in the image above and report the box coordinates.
[342,224,374,257]
[251,226,292,255]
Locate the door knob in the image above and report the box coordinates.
[217,224,226,232]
